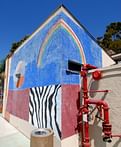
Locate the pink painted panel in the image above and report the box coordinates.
[62,85,80,139]
[6,89,29,121]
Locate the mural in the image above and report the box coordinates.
[8,9,102,90]
[29,85,61,139]
[62,84,80,139]
[6,89,29,121]
[14,61,26,88]
[37,19,86,67]
[4,6,114,144]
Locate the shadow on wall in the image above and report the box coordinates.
[88,79,108,100]
[89,119,106,147]
[88,79,107,147]
[88,79,99,98]
[90,119,121,147]
[88,78,121,147]
[113,138,121,147]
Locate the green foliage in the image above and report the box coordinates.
[97,22,121,55]
[10,35,30,53]
[0,60,5,74]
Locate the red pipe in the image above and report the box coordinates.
[80,64,112,146]
[112,135,121,138]
[85,99,109,123]
[88,90,110,93]
[84,64,97,70]
[68,62,121,145]
[86,98,112,140]
[81,65,91,147]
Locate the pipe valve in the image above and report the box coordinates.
[103,136,112,143]
[102,123,112,143]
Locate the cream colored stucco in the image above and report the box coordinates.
[102,49,115,67]
[2,57,11,117]
[62,134,79,147]
[88,63,121,147]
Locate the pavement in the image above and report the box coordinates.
[0,115,30,147]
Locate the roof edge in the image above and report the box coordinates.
[8,5,114,64]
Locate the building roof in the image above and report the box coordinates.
[7,5,100,57]
[111,53,121,61]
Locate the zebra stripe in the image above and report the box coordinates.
[29,85,61,139]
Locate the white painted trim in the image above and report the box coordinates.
[89,63,121,73]
[2,57,12,117]
[102,49,115,67]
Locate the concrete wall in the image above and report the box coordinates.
[88,63,121,147]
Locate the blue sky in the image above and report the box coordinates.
[0,0,121,60]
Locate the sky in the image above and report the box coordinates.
[0,0,121,61]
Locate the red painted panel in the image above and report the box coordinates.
[62,84,80,139]
[6,89,29,121]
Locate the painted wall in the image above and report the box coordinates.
[29,85,61,139]
[3,6,115,147]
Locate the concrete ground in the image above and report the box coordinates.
[0,115,30,147]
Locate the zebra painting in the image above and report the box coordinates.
[29,84,61,139]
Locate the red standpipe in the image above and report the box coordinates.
[86,99,109,123]
[80,64,112,147]
[80,64,97,147]
[112,135,121,138]
[78,63,121,147]
[86,98,112,142]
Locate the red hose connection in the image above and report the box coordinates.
[67,61,121,146]
[79,64,113,146]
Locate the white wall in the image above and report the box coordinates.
[88,63,121,147]
[102,49,115,67]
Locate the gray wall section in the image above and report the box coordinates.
[88,63,121,147]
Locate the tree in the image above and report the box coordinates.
[0,60,5,101]
[0,35,30,75]
[10,35,30,53]
[0,60,5,89]
[97,22,121,55]
[0,60,5,74]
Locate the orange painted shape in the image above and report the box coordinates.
[0,104,2,113]
[16,76,24,88]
